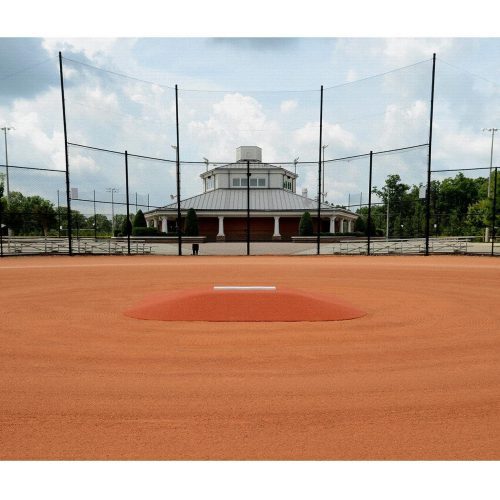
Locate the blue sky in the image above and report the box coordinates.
[1,37,500,214]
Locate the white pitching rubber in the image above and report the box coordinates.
[213,286,276,291]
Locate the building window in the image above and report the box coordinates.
[283,178,293,191]
[206,176,214,190]
[231,177,266,188]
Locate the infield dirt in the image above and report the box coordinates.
[0,255,499,459]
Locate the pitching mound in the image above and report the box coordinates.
[124,285,366,322]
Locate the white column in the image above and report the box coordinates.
[217,216,225,240]
[152,218,157,228]
[340,219,345,233]
[348,219,353,232]
[162,216,168,234]
[273,216,281,240]
[330,216,336,234]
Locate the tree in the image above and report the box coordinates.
[25,196,57,236]
[132,209,147,228]
[299,211,313,236]
[121,215,132,237]
[184,208,199,236]
[4,191,26,235]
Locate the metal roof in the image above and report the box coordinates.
[154,189,346,212]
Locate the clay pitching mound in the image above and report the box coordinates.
[124,286,366,322]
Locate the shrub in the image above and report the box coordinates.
[184,208,199,236]
[132,210,147,228]
[299,211,314,236]
[131,226,160,237]
[121,216,132,237]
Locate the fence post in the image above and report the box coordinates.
[125,151,131,256]
[317,85,324,255]
[175,84,182,256]
[247,159,250,256]
[367,151,373,255]
[425,53,436,256]
[58,51,73,256]
[93,189,97,240]
[492,167,498,257]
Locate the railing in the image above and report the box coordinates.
[0,237,153,256]
[337,237,472,255]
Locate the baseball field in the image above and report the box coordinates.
[1,255,499,459]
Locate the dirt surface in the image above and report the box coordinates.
[124,286,366,322]
[0,255,499,460]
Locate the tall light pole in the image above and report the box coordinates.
[293,157,299,175]
[482,128,498,242]
[1,126,14,201]
[321,144,328,202]
[106,187,119,235]
[483,128,498,198]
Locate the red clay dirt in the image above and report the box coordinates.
[124,286,366,322]
[0,255,499,460]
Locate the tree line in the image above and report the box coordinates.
[1,172,497,238]
[354,172,498,239]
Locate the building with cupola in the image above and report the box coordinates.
[144,146,357,241]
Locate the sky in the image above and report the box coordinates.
[1,37,500,215]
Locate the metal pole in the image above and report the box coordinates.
[322,144,328,203]
[1,127,11,200]
[486,129,497,198]
[247,159,250,256]
[492,167,498,257]
[59,52,73,256]
[484,128,498,243]
[57,189,61,238]
[175,84,182,256]
[317,85,324,255]
[367,151,373,255]
[386,195,390,241]
[425,53,436,256]
[135,192,138,212]
[125,151,131,255]
[111,190,115,235]
[93,189,97,239]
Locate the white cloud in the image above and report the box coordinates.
[187,93,283,162]
[280,99,297,113]
[382,38,453,65]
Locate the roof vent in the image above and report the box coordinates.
[236,146,262,163]
[302,188,308,198]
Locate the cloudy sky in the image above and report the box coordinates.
[1,37,499,214]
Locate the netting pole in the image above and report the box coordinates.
[57,189,61,238]
[93,189,97,240]
[175,84,182,256]
[425,53,436,256]
[125,151,131,256]
[247,159,250,256]
[367,151,373,255]
[317,85,324,255]
[492,167,498,257]
[58,51,73,256]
